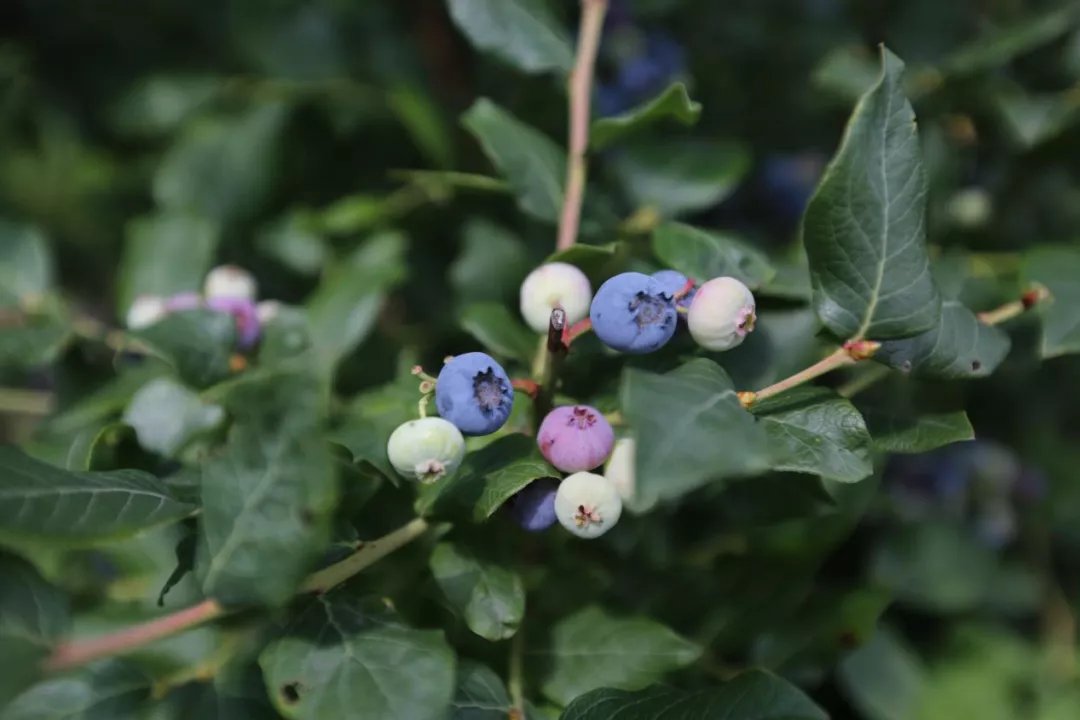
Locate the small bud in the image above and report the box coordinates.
[687,277,756,351]
[386,417,466,483]
[520,262,592,334]
[204,264,257,301]
[554,472,623,539]
[126,295,167,329]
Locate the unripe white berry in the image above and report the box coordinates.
[687,277,756,351]
[520,262,592,333]
[554,472,623,539]
[204,264,257,301]
[256,300,282,324]
[386,417,466,483]
[604,437,636,502]
[125,295,167,329]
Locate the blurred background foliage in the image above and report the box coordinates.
[3,0,1080,718]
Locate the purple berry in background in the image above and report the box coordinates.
[651,269,695,311]
[435,352,514,436]
[590,272,677,354]
[206,296,261,350]
[538,405,615,473]
[508,478,559,532]
[163,291,202,313]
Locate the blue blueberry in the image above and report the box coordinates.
[435,352,514,436]
[651,270,695,311]
[590,272,677,353]
[508,478,559,532]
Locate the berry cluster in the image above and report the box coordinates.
[125,265,275,351]
[385,261,758,541]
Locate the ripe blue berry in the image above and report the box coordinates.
[508,478,559,532]
[687,277,756,351]
[554,472,623,539]
[435,352,514,436]
[589,272,677,354]
[651,269,696,311]
[386,417,466,483]
[537,405,614,473]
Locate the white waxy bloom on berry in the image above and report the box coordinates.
[386,417,466,483]
[204,264,257,301]
[520,262,592,333]
[554,472,623,539]
[687,277,756,351]
[125,295,167,329]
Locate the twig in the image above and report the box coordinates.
[43,517,431,673]
[740,340,880,409]
[508,629,526,719]
[0,387,54,416]
[555,0,609,251]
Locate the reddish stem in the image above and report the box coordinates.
[562,318,593,346]
[512,379,541,398]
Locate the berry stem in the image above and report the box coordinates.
[42,517,431,674]
[555,0,608,252]
[512,379,541,398]
[562,317,593,345]
[977,283,1050,325]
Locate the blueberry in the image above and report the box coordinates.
[435,352,514,436]
[520,262,592,333]
[386,417,466,483]
[508,478,559,532]
[651,269,695,311]
[554,472,623,539]
[537,405,614,473]
[686,277,756,351]
[589,272,677,353]
[205,295,261,350]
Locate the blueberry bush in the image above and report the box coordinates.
[2,1,1080,718]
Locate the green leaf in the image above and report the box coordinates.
[812,46,881,102]
[0,302,70,371]
[259,595,456,720]
[539,606,701,706]
[620,359,769,513]
[0,446,193,546]
[803,47,940,341]
[461,303,537,364]
[0,219,52,305]
[417,434,559,521]
[591,83,702,150]
[838,627,926,720]
[995,87,1080,149]
[153,103,288,225]
[612,139,750,217]
[109,74,220,137]
[446,0,573,74]
[854,379,974,454]
[429,541,525,641]
[462,99,566,223]
[942,4,1080,78]
[135,309,238,388]
[753,387,873,484]
[305,232,408,376]
[560,670,827,720]
[118,212,219,316]
[651,222,774,290]
[0,554,69,707]
[875,301,1011,379]
[450,661,514,719]
[545,242,623,283]
[197,370,336,607]
[2,659,151,720]
[1023,246,1080,358]
[256,211,328,276]
[123,377,225,456]
[450,218,531,305]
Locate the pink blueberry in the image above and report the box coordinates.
[205,295,261,350]
[537,405,615,473]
